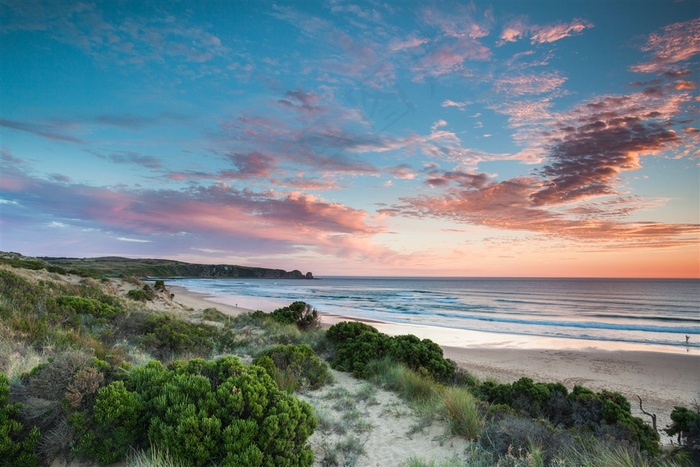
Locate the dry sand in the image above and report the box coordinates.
[171,284,700,441]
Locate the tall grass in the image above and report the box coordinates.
[366,357,483,441]
[440,386,482,440]
[562,441,688,467]
[366,357,436,402]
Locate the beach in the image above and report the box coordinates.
[170,284,700,438]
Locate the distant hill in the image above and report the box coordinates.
[0,252,313,279]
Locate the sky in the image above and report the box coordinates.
[1,1,699,278]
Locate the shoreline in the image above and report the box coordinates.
[168,283,700,436]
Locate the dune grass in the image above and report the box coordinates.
[366,357,483,442]
[440,386,482,440]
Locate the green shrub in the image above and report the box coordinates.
[127,288,152,302]
[140,313,238,359]
[57,295,123,319]
[387,334,455,382]
[0,374,40,466]
[201,307,229,323]
[330,329,390,378]
[74,356,316,466]
[326,321,378,345]
[326,322,454,381]
[269,301,320,330]
[477,378,659,455]
[254,344,332,392]
[72,380,143,464]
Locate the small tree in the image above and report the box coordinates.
[666,405,700,448]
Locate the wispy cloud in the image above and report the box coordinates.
[529,19,593,44]
[631,18,700,74]
[494,72,566,96]
[1,0,230,74]
[0,163,389,258]
[0,118,84,143]
[498,17,593,45]
[92,151,163,169]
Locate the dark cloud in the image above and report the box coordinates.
[94,151,163,169]
[222,151,277,179]
[0,118,84,143]
[532,119,680,205]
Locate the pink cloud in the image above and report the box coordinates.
[386,173,699,247]
[0,165,389,259]
[420,4,493,39]
[494,72,566,96]
[631,18,700,74]
[413,37,490,79]
[530,19,593,44]
[441,100,470,110]
[390,36,428,51]
[499,19,528,44]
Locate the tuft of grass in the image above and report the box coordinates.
[355,383,379,406]
[126,445,189,467]
[367,358,437,402]
[401,456,466,467]
[322,435,366,467]
[440,386,482,440]
[561,441,683,467]
[200,307,229,323]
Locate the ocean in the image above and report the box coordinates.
[168,277,700,353]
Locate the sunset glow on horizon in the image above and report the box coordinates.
[1,1,698,278]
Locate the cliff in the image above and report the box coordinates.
[35,255,314,279]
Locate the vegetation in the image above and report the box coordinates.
[272,301,321,330]
[326,321,456,381]
[253,344,332,392]
[1,373,40,466]
[38,254,312,279]
[0,253,694,466]
[478,377,660,454]
[73,357,316,466]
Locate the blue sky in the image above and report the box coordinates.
[1,1,698,277]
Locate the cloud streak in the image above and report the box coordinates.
[0,163,389,259]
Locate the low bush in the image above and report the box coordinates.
[57,295,123,319]
[201,307,229,323]
[268,301,320,330]
[139,313,239,360]
[479,413,569,463]
[477,377,660,455]
[326,321,455,382]
[127,287,152,302]
[253,344,332,392]
[73,357,317,466]
[10,352,109,461]
[1,373,40,466]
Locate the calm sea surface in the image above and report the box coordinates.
[169,277,700,352]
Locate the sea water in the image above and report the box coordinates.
[169,277,699,352]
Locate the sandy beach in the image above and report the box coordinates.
[169,284,700,440]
